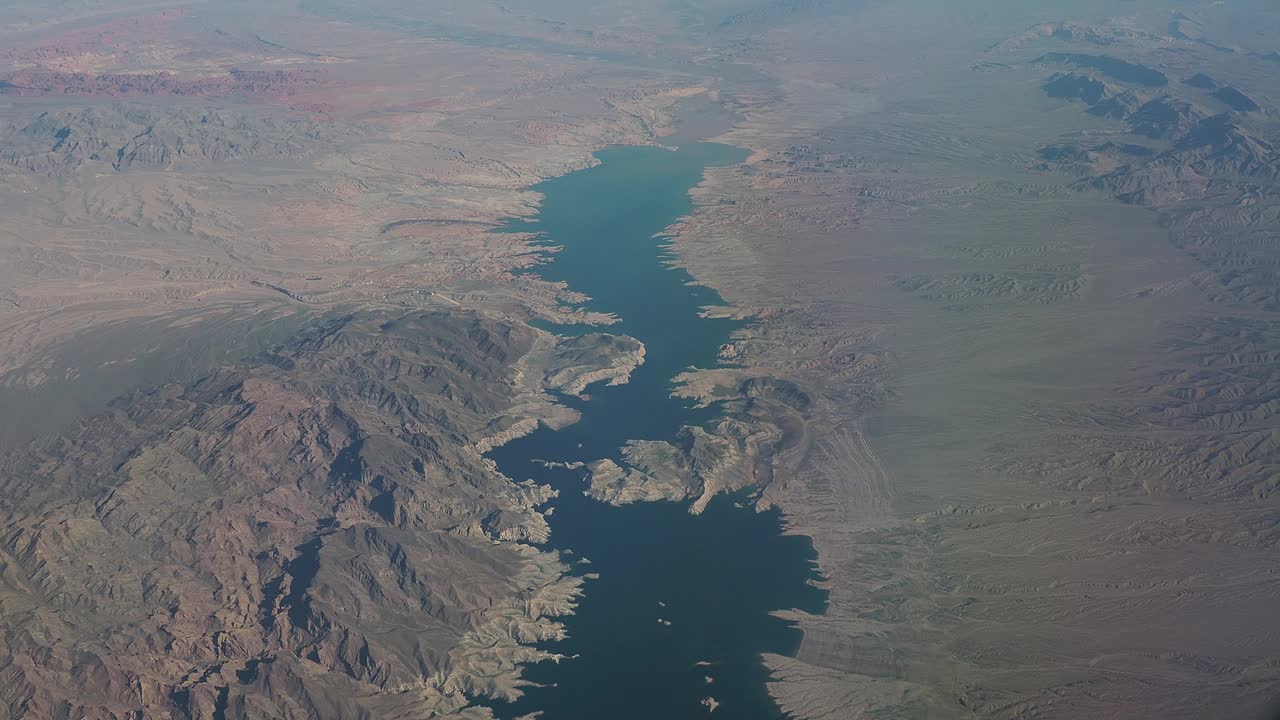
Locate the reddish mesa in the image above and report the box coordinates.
[0,68,325,99]
[4,9,190,65]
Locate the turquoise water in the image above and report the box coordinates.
[485,144,826,719]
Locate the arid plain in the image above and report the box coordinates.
[0,1,1278,718]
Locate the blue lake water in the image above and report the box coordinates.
[485,143,827,720]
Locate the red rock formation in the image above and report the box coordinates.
[4,10,190,65]
[0,69,324,99]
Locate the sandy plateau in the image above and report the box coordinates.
[0,1,1278,719]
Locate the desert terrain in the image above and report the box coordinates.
[0,0,1277,718]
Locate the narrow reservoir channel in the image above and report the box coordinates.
[485,143,827,719]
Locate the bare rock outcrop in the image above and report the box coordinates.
[0,105,336,178]
[0,308,634,719]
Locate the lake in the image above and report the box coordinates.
[485,143,827,720]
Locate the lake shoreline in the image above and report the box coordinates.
[479,143,827,720]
